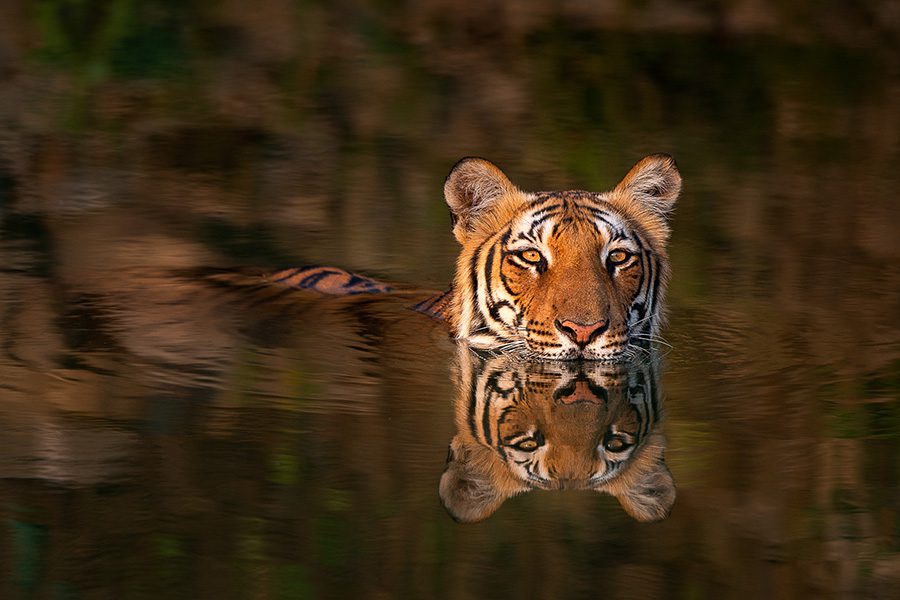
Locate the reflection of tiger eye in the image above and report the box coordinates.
[604,434,633,453]
[516,439,539,451]
[607,250,631,265]
[519,249,543,264]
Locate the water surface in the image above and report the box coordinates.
[1,3,899,598]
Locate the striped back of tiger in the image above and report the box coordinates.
[269,266,396,295]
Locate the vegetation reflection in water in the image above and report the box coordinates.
[442,349,673,524]
[0,0,899,597]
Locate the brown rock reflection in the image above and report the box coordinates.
[441,349,674,523]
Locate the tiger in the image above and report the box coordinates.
[439,347,674,523]
[268,153,681,360]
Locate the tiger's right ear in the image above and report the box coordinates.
[439,437,517,523]
[444,157,522,243]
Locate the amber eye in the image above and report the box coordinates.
[514,439,539,452]
[607,250,632,266]
[603,433,634,453]
[518,249,544,265]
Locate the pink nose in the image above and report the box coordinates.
[555,319,608,347]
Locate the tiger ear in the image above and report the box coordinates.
[439,437,515,523]
[612,154,682,218]
[609,455,676,523]
[444,157,521,243]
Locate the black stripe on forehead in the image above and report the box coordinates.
[525,208,564,237]
[522,207,612,241]
[515,231,539,244]
[520,194,634,243]
[549,215,576,238]
[584,207,627,240]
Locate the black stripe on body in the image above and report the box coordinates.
[468,238,484,332]
[272,267,306,283]
[299,270,342,288]
[467,368,480,440]
[273,266,395,295]
[478,228,516,335]
[642,252,655,327]
[482,392,493,447]
[648,255,662,332]
[412,295,439,313]
[628,238,649,328]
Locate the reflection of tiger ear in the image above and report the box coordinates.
[611,456,676,523]
[439,437,510,523]
[613,154,682,218]
[444,157,521,243]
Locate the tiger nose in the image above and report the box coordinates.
[555,319,608,347]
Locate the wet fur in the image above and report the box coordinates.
[269,155,682,360]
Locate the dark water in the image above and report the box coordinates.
[1,2,900,598]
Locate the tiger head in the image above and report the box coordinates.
[439,349,675,523]
[444,154,681,360]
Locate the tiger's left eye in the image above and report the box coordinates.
[607,250,632,265]
[518,249,544,265]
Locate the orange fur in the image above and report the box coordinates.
[440,349,675,523]
[265,154,681,361]
[445,154,681,359]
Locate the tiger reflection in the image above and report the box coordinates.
[440,349,675,523]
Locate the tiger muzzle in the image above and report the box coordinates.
[555,319,609,348]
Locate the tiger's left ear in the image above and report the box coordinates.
[612,154,682,218]
[608,454,676,523]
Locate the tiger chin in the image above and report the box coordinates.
[439,348,675,523]
[266,153,682,361]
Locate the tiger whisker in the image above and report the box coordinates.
[630,333,673,349]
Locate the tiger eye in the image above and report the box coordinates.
[607,250,630,265]
[519,249,543,264]
[604,434,633,453]
[605,437,625,451]
[516,439,539,451]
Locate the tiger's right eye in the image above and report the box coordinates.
[518,249,544,265]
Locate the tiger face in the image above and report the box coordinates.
[440,349,675,523]
[444,154,681,360]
